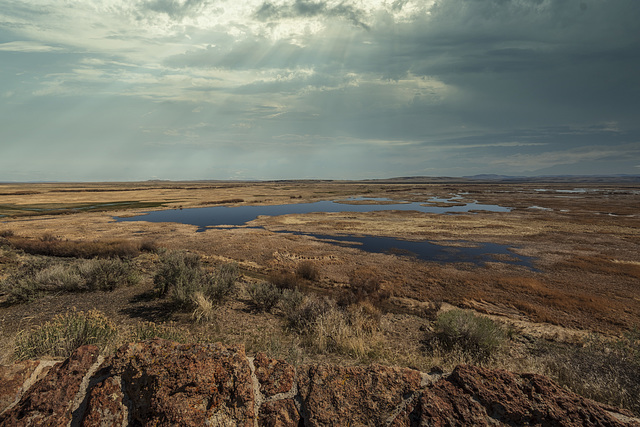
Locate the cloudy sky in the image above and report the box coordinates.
[1,0,639,181]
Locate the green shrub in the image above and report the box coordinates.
[14,309,118,359]
[154,252,238,309]
[82,258,139,291]
[209,262,239,301]
[154,251,202,297]
[1,259,55,303]
[429,309,507,362]
[247,281,282,312]
[35,263,85,292]
[1,258,139,303]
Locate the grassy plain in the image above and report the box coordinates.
[0,180,639,413]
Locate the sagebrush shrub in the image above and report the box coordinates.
[154,251,202,297]
[247,281,282,312]
[430,309,507,362]
[82,258,139,291]
[154,251,238,309]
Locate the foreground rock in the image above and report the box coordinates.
[0,340,637,426]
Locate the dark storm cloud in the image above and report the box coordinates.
[2,0,639,180]
[254,0,370,29]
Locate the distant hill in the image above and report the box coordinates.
[362,175,640,184]
[463,174,640,183]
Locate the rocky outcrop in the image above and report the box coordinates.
[0,339,638,426]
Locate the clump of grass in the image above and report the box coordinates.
[296,261,319,281]
[282,293,382,359]
[426,309,508,363]
[131,321,192,343]
[191,292,217,323]
[247,281,282,312]
[309,301,382,358]
[14,309,118,360]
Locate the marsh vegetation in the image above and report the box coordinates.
[0,180,638,415]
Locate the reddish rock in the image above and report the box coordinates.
[0,345,100,426]
[253,352,296,397]
[297,363,423,426]
[0,360,41,414]
[259,399,301,426]
[81,376,127,427]
[415,365,636,426]
[2,341,639,426]
[102,339,255,426]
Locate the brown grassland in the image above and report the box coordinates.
[0,180,639,414]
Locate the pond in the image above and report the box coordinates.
[274,230,534,268]
[114,197,533,268]
[115,197,510,231]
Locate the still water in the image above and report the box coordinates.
[114,198,533,267]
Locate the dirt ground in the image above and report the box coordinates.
[1,180,639,357]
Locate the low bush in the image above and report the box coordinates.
[35,262,85,292]
[210,262,239,301]
[82,258,140,291]
[427,309,507,363]
[340,267,391,307]
[268,270,299,290]
[0,257,139,303]
[154,251,238,309]
[283,294,333,333]
[247,281,282,312]
[1,259,60,303]
[14,309,118,359]
[280,288,305,318]
[153,251,202,297]
[296,261,319,281]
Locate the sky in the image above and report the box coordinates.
[1,0,639,181]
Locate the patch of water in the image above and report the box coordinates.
[113,198,533,268]
[114,198,510,231]
[277,230,535,268]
